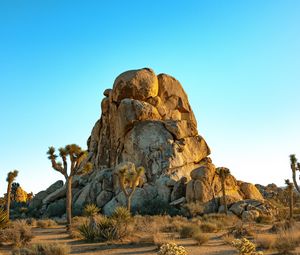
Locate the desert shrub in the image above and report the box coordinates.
[200,222,218,233]
[78,207,132,242]
[201,213,240,229]
[138,197,181,216]
[193,232,209,246]
[273,230,300,254]
[153,232,176,249]
[183,202,205,217]
[83,204,100,217]
[179,224,201,238]
[231,238,263,255]
[269,220,293,233]
[229,223,255,238]
[111,207,131,223]
[157,242,187,255]
[36,219,57,228]
[255,215,274,224]
[255,234,275,250]
[69,216,87,239]
[222,233,235,245]
[78,221,97,242]
[162,216,188,233]
[11,243,70,255]
[25,218,36,227]
[0,208,8,229]
[1,220,33,247]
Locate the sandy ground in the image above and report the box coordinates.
[0,225,237,255]
[1,225,300,255]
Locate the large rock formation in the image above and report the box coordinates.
[30,68,267,217]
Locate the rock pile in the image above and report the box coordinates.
[29,68,273,219]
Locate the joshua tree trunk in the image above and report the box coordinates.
[127,195,131,212]
[6,182,12,220]
[221,173,228,215]
[289,187,294,220]
[66,176,73,228]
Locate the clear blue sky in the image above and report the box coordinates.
[0,0,300,196]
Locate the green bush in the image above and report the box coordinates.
[11,243,70,255]
[179,224,201,238]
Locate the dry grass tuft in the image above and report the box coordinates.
[193,232,209,246]
[255,233,275,250]
[11,243,70,255]
[36,219,57,228]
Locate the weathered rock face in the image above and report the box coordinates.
[30,68,268,217]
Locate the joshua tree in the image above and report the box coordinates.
[290,154,300,193]
[116,162,144,212]
[216,167,230,215]
[47,144,92,228]
[6,170,18,219]
[285,179,294,220]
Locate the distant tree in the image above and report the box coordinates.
[47,144,93,228]
[116,162,144,212]
[27,192,33,202]
[290,154,300,193]
[15,186,28,203]
[216,167,230,215]
[11,182,20,201]
[285,179,294,220]
[6,170,18,219]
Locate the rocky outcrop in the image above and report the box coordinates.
[29,68,269,217]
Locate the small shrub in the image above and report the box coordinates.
[0,208,8,229]
[229,223,255,238]
[36,219,57,228]
[200,222,218,233]
[83,204,100,217]
[269,220,292,233]
[153,232,175,249]
[78,207,132,242]
[2,220,33,247]
[111,207,131,223]
[78,221,97,242]
[11,243,70,255]
[231,238,263,255]
[255,234,275,250]
[222,233,235,245]
[25,218,37,227]
[157,242,187,255]
[273,230,300,254]
[256,215,274,224]
[184,202,205,217]
[179,224,201,238]
[193,232,209,246]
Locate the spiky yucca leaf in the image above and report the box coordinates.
[0,208,8,229]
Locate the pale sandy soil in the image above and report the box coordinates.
[1,225,300,255]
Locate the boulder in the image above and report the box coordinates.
[33,68,266,217]
[240,182,264,201]
[96,190,113,208]
[112,68,158,102]
[45,180,64,194]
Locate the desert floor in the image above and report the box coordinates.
[2,224,300,255]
